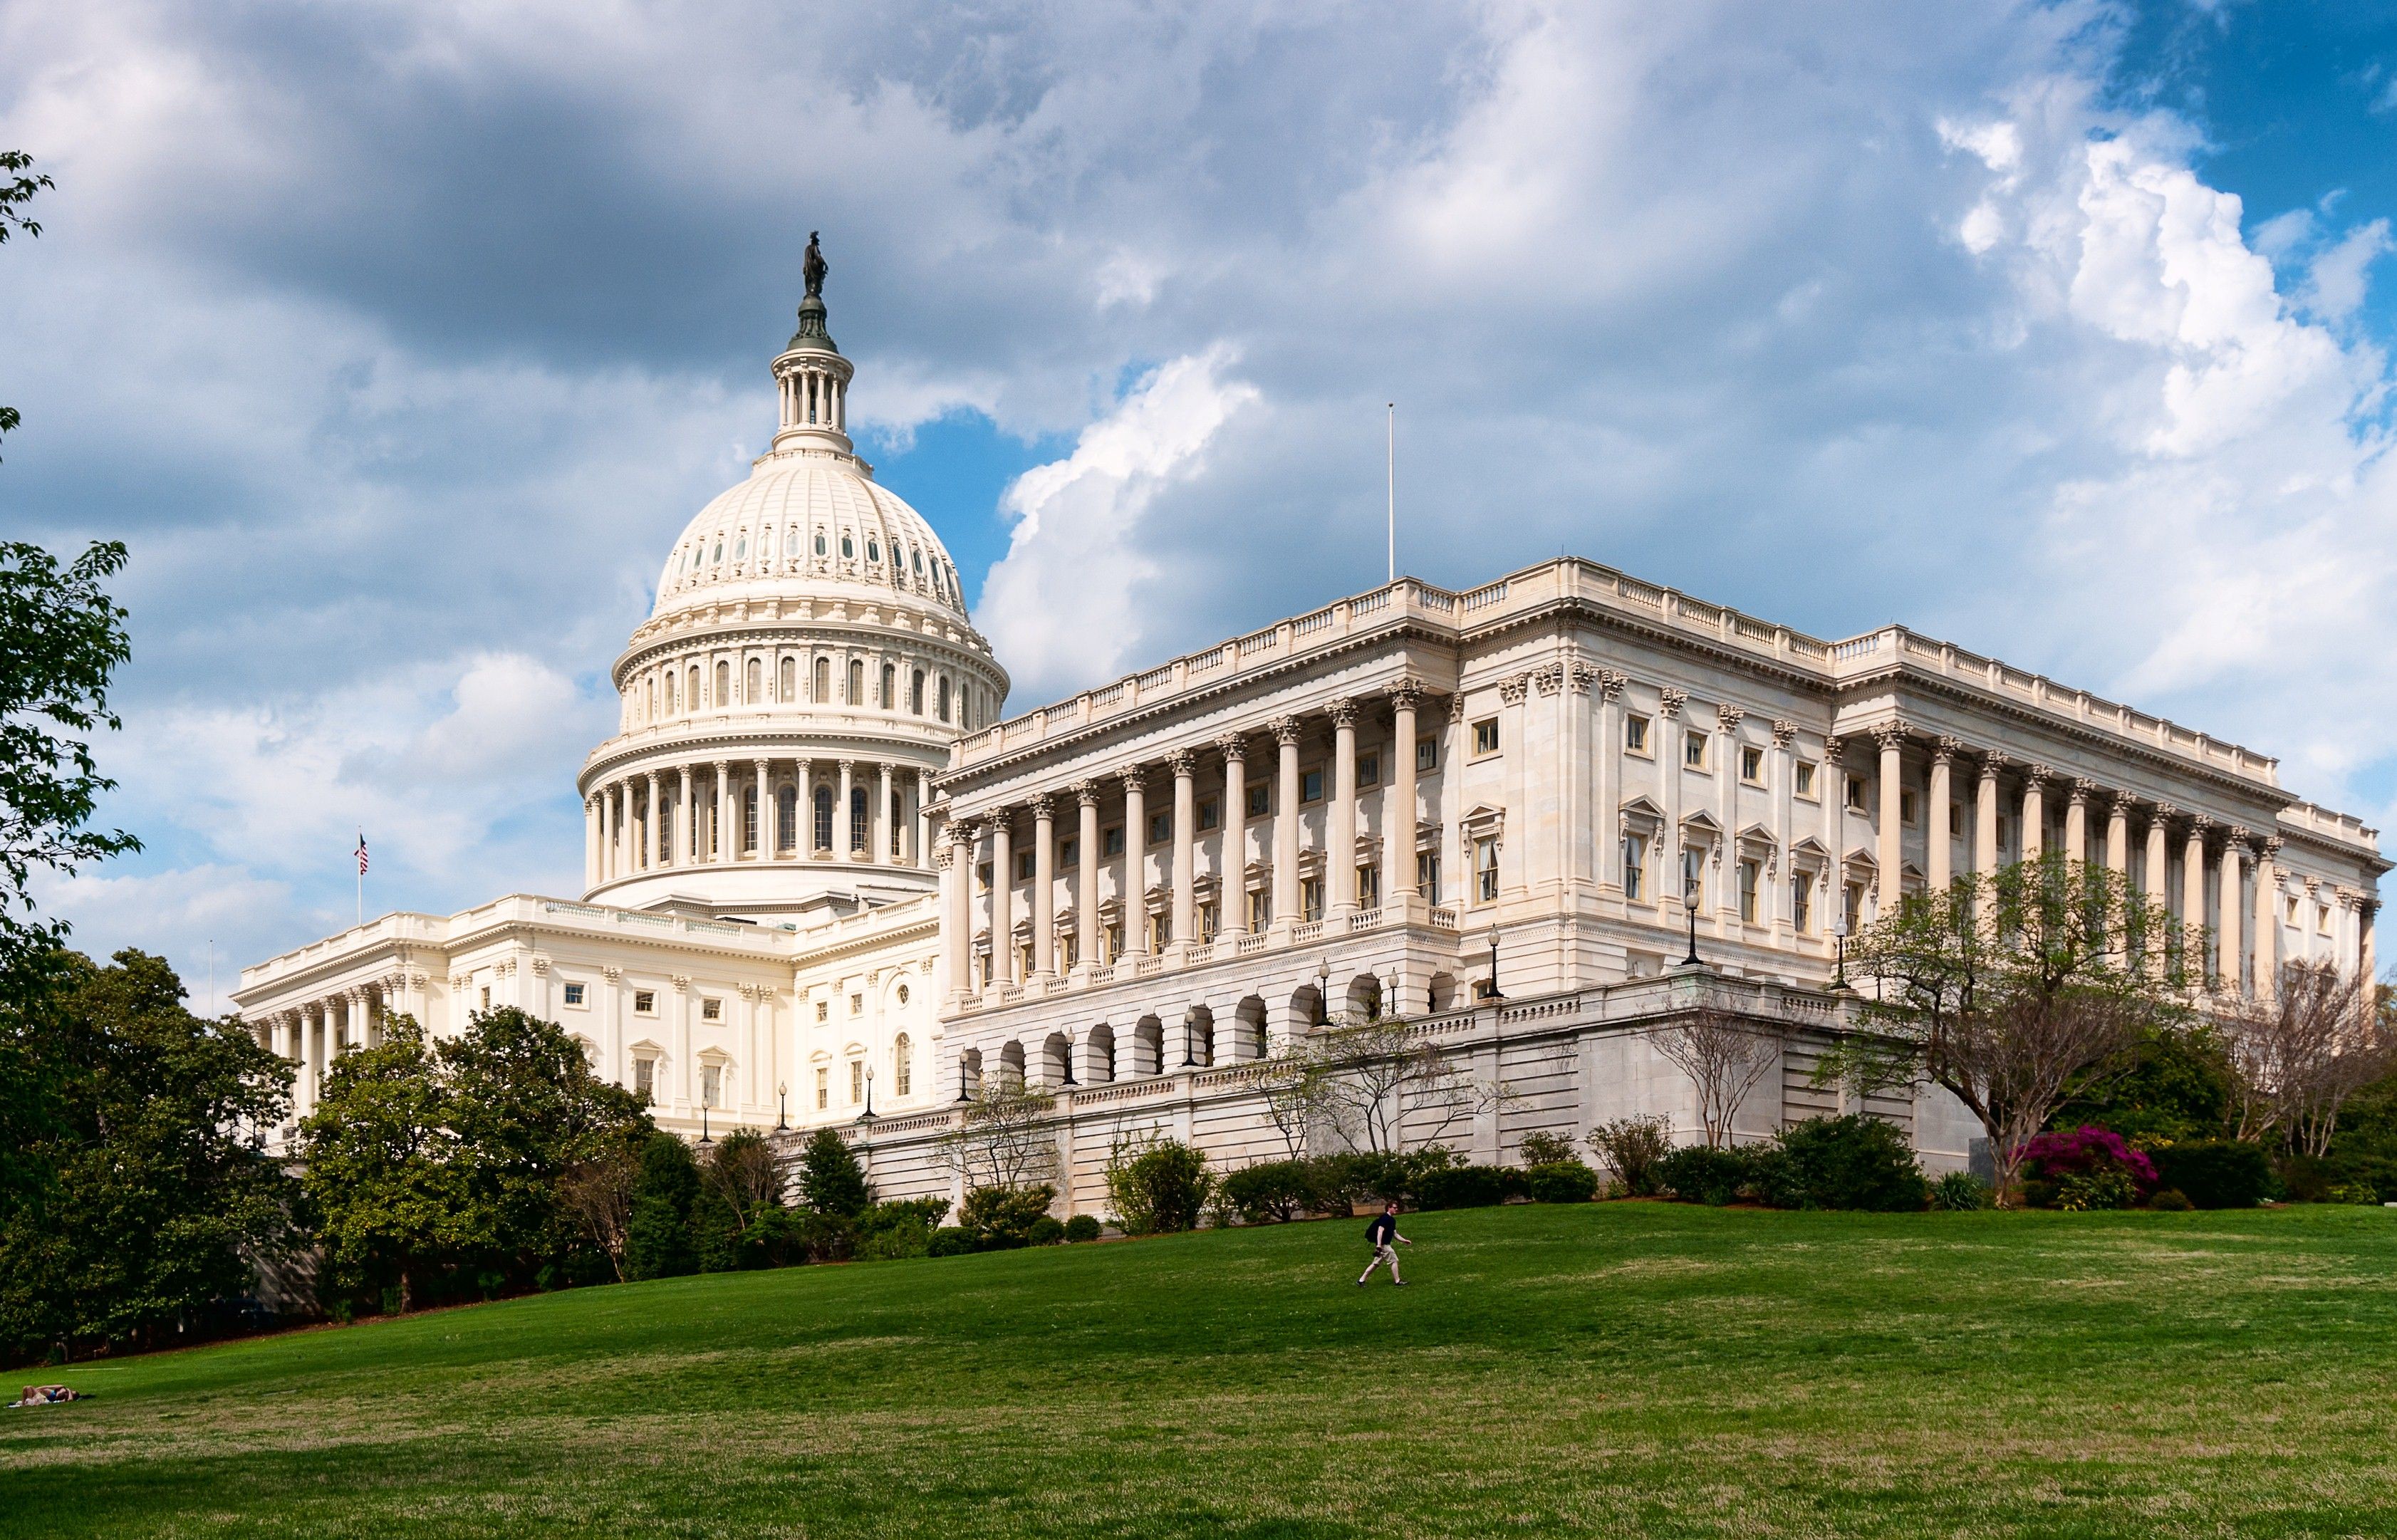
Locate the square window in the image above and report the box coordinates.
[815,1000,828,1023]
[1794,761,1818,799]
[563,982,586,1007]
[702,997,722,1021]
[1683,730,1708,770]
[1059,836,1078,867]
[1739,744,1764,784]
[1014,850,1035,880]
[634,990,657,1014]
[1197,796,1221,832]
[1245,782,1270,818]
[1901,789,1920,826]
[849,992,863,1015]
[1625,714,1651,755]
[1148,811,1171,846]
[1416,737,1439,772]
[1301,768,1326,803]
[1356,751,1380,789]
[1846,775,1868,811]
[1472,719,1500,756]
[1102,825,1126,858]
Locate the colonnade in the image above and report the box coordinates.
[942,681,1444,999]
[587,759,937,887]
[255,987,383,1119]
[620,639,994,738]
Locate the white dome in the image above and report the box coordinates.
[652,449,972,623]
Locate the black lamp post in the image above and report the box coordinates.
[1182,1009,1199,1067]
[698,1105,713,1148]
[1831,917,1851,990]
[1316,959,1331,1026]
[956,1058,974,1103]
[776,1081,789,1133]
[1680,874,1702,967]
[1485,927,1502,1002]
[858,1066,878,1126]
[1060,1037,1078,1087]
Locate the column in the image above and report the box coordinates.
[917,770,935,870]
[1974,753,2002,922]
[990,809,1015,984]
[2021,766,2047,861]
[1769,719,1797,930]
[2105,796,2131,878]
[2254,836,2280,993]
[1075,781,1101,969]
[1717,704,1745,923]
[1272,718,1300,927]
[584,795,600,888]
[2218,831,2245,997]
[1444,694,1466,905]
[2065,781,2091,865]
[1926,739,1956,890]
[645,771,661,869]
[1598,677,1626,891]
[1330,698,1358,916]
[1390,686,1420,905]
[1170,751,1197,946]
[677,766,695,865]
[1873,723,1904,911]
[1031,794,1056,979]
[2361,900,2377,994]
[714,761,732,865]
[944,826,973,1001]
[2183,816,2211,982]
[837,759,856,860]
[753,758,773,859]
[617,781,633,878]
[1217,735,1250,932]
[877,761,895,864]
[1120,769,1148,947]
[2143,806,2173,977]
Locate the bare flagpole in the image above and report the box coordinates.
[1385,402,1396,584]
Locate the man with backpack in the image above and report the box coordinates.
[1357,1200,1411,1286]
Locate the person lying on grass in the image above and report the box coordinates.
[1358,1201,1412,1286]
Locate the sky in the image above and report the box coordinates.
[6,0,2397,1001]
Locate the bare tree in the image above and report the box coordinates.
[935,1084,1061,1191]
[2222,962,2391,1156]
[1280,1016,1517,1153]
[1645,1006,1780,1148]
[700,1128,789,1242]
[558,1145,640,1282]
[1253,1049,1331,1158]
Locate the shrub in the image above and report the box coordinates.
[1656,1145,1751,1206]
[1063,1214,1101,1243]
[1105,1138,1215,1236]
[1317,1147,1459,1209]
[2273,1153,2339,1205]
[1769,1116,1929,1212]
[1518,1130,1579,1167]
[2150,1140,2272,1210]
[1223,1160,1321,1224]
[2329,1182,2382,1205]
[958,1184,1056,1250]
[2019,1126,2158,1190]
[926,1227,977,1258]
[796,1128,873,1218]
[2055,1168,2136,1211]
[1524,1161,1600,1204]
[1026,1216,1066,1247]
[853,1198,948,1261]
[2150,1188,2194,1212]
[1413,1164,1527,1211]
[1930,1171,1993,1211]
[1587,1115,1673,1196]
[623,1132,701,1281]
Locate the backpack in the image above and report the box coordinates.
[1364,1215,1387,1244]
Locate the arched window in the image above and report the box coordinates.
[911,548,924,574]
[742,784,759,853]
[776,786,798,851]
[937,676,952,722]
[745,657,761,702]
[848,658,864,702]
[849,786,868,853]
[715,660,729,706]
[645,675,657,720]
[687,665,700,710]
[779,657,795,701]
[840,531,855,559]
[893,1033,912,1097]
[910,669,925,715]
[664,672,677,713]
[880,662,895,708]
[890,789,905,858]
[813,785,833,853]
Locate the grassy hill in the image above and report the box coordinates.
[6,1202,2397,1538]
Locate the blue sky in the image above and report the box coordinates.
[6,0,2397,992]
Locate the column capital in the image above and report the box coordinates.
[1072,779,1102,808]
[1447,690,1467,723]
[2224,823,2252,848]
[1870,721,1908,752]
[1388,677,1426,709]
[1717,702,1746,732]
[1657,686,1688,719]
[1166,748,1199,778]
[712,758,730,773]
[1930,734,1964,765]
[1118,764,1149,794]
[2259,834,2284,860]
[1977,749,2009,779]
[1213,732,1249,762]
[1771,718,1799,748]
[2188,812,2215,836]
[2022,762,2051,789]
[1596,669,1628,703]
[1327,696,1361,727]
[1030,792,1056,821]
[2153,801,2181,825]
[1568,662,1599,696]
[1530,663,1564,697]
[1269,715,1303,747]
[2069,778,2096,807]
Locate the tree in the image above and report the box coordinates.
[2,150,57,460]
[2221,962,2394,1156]
[299,1019,464,1313]
[558,1144,642,1283]
[936,1084,1061,1192]
[0,950,295,1362]
[1833,855,2186,1198]
[1103,1135,1214,1235]
[623,1132,700,1281]
[794,1127,869,1217]
[1253,1016,1516,1155]
[1645,1004,1780,1149]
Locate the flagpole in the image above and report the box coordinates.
[1385,402,1396,584]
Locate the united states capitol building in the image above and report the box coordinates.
[234,269,2390,1204]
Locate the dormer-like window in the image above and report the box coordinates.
[733,536,747,560]
[912,548,924,573]
[814,531,827,556]
[711,541,724,563]
[841,532,856,558]
[784,527,799,558]
[867,538,881,562]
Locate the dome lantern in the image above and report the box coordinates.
[772,232,855,456]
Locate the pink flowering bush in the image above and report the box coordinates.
[2017,1125,2158,1197]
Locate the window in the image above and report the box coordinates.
[1625,715,1650,755]
[813,785,833,851]
[1844,881,1865,932]
[1623,833,1648,902]
[1473,718,1499,756]
[851,786,868,851]
[1102,825,1126,858]
[880,662,895,707]
[1738,859,1760,923]
[850,1059,864,1103]
[1059,932,1078,970]
[779,657,796,701]
[1417,850,1440,900]
[634,990,657,1014]
[563,982,586,1007]
[1014,850,1034,881]
[814,530,827,556]
[2287,895,2301,923]
[813,656,831,701]
[848,658,864,702]
[1301,877,1325,922]
[1197,796,1221,832]
[1901,789,1920,826]
[1148,811,1171,846]
[633,1058,655,1103]
[1950,802,1965,837]
[1417,737,1439,772]
[1145,912,1169,952]
[1247,888,1272,930]
[815,999,828,1023]
[717,660,730,705]
[937,677,952,722]
[777,786,798,849]
[1198,901,1219,940]
[702,997,723,1021]
[1846,776,1868,811]
[1356,863,1380,909]
[1683,730,1708,770]
[898,982,910,1005]
[702,1063,722,1108]
[815,1066,828,1108]
[1475,838,1499,902]
[841,532,856,559]
[1104,922,1124,961]
[1681,847,1705,907]
[744,784,759,852]
[1301,769,1325,803]
[2319,904,2333,935]
[867,538,881,563]
[910,669,925,714]
[1246,782,1270,818]
[893,1034,912,1096]
[1739,745,1764,785]
[1791,875,1813,933]
[1356,751,1380,789]
[480,985,492,1009]
[849,992,863,1015]
[1059,836,1078,868]
[747,657,761,702]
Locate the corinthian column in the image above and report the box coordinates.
[1329,699,1358,917]
[1074,781,1100,971]
[2066,780,2093,865]
[1169,750,1197,947]
[2021,766,2048,861]
[877,761,895,863]
[1272,718,1301,930]
[2105,795,2130,878]
[2184,816,2213,983]
[644,771,661,869]
[1873,723,1905,909]
[2219,830,2247,997]
[1927,738,1957,890]
[1217,735,1249,933]
[2254,836,2281,992]
[989,808,1014,983]
[583,794,600,888]
[1390,684,1420,904]
[1120,768,1148,949]
[1974,753,2005,923]
[943,827,972,1002]
[837,759,855,860]
[677,766,694,865]
[713,761,732,864]
[1031,794,1056,979]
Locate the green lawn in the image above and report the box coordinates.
[7,1202,2397,1538]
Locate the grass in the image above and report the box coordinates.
[7,1202,2397,1538]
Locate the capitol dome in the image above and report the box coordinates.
[576,241,1008,923]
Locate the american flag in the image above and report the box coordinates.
[355,833,370,875]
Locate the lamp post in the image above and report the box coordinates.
[698,1105,713,1148]
[1182,1008,1199,1067]
[1316,959,1331,1027]
[858,1066,877,1126]
[776,1081,789,1133]
[1484,926,1502,1002]
[1060,1035,1078,1088]
[956,1057,974,1103]
[1831,915,1851,990]
[1680,873,1702,967]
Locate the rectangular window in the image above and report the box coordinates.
[633,1058,655,1103]
[1416,737,1439,772]
[1014,850,1034,880]
[1356,751,1380,789]
[1844,881,1865,932]
[702,1063,722,1108]
[1198,901,1219,940]
[480,985,492,1009]
[977,860,993,888]
[1683,730,1709,770]
[563,982,586,1007]
[1846,775,1868,811]
[850,1060,864,1104]
[1148,811,1171,846]
[2319,904,2333,935]
[1472,718,1499,756]
[1740,745,1764,785]
[1145,912,1169,952]
[1356,863,1380,909]
[1795,761,1818,799]
[1626,715,1651,755]
[1059,836,1078,868]
[1246,782,1270,818]
[634,990,656,1015]
[815,1066,828,1110]
[1102,825,1125,858]
[1416,850,1440,900]
[1901,788,1920,827]
[1949,803,1964,838]
[849,992,863,1015]
[1681,847,1705,907]
[1247,888,1272,930]
[1105,922,1124,960]
[1301,877,1325,922]
[815,999,828,1023]
[1738,858,1760,923]
[1301,768,1326,803]
[701,997,722,1021]
[1792,876,1813,933]
[1623,833,1648,902]
[1197,796,1221,832]
[1475,838,1500,903]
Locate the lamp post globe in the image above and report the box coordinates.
[1680,876,1702,967]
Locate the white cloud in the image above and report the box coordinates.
[2300,218,2394,323]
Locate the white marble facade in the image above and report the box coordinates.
[236,288,2389,1209]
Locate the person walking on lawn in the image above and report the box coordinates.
[1358,1201,1411,1286]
